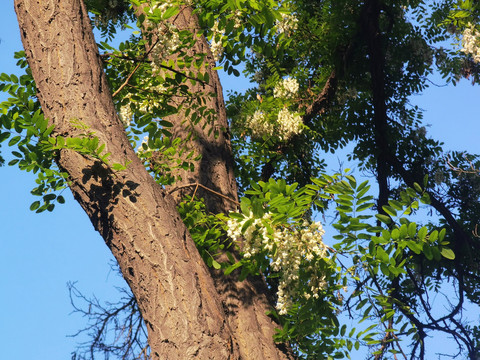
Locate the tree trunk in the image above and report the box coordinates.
[149,6,295,359]
[15,1,240,358]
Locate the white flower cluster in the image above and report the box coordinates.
[119,105,133,127]
[117,84,167,128]
[273,77,299,99]
[210,21,225,62]
[277,108,303,140]
[151,23,181,66]
[226,212,328,315]
[276,12,298,34]
[461,26,480,63]
[143,1,182,69]
[150,0,173,14]
[245,108,302,141]
[233,10,243,29]
[245,110,274,138]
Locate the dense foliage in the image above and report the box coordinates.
[2,0,480,359]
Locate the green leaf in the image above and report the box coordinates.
[429,230,438,242]
[376,246,389,263]
[441,248,455,260]
[112,163,127,171]
[391,228,399,240]
[382,205,397,217]
[389,200,403,211]
[417,226,428,241]
[380,263,390,277]
[406,240,423,254]
[407,222,417,238]
[30,201,40,211]
[346,175,356,189]
[439,228,446,241]
[413,182,423,193]
[375,214,391,224]
[43,193,56,202]
[8,135,21,146]
[240,197,251,215]
[0,132,10,143]
[224,261,242,275]
[423,245,433,260]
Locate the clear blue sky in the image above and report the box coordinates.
[1,2,479,359]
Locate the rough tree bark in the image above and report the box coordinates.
[15,0,240,358]
[149,6,294,359]
[15,0,294,359]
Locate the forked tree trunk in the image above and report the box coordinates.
[15,0,294,358]
[15,0,239,358]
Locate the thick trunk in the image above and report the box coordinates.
[152,7,295,359]
[15,1,240,358]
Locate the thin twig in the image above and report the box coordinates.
[112,36,161,97]
[113,60,145,98]
[169,182,240,206]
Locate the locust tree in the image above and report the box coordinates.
[3,0,480,359]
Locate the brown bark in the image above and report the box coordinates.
[15,0,240,358]
[138,6,295,359]
[165,8,237,214]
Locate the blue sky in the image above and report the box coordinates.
[1,2,480,359]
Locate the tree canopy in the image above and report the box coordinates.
[2,0,480,359]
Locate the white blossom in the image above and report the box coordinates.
[118,105,133,127]
[210,21,225,62]
[226,211,328,315]
[276,12,298,34]
[150,0,172,14]
[245,110,274,138]
[274,77,299,99]
[151,23,181,64]
[277,108,303,140]
[233,10,243,29]
[461,26,480,63]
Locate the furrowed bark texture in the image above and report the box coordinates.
[155,7,295,359]
[15,0,240,358]
[165,8,238,215]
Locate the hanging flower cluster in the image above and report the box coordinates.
[273,77,299,99]
[119,105,133,127]
[209,20,225,62]
[245,107,303,141]
[226,212,329,315]
[117,82,168,128]
[461,26,480,63]
[151,25,181,62]
[277,108,303,140]
[245,110,275,138]
[143,1,183,72]
[276,12,298,34]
